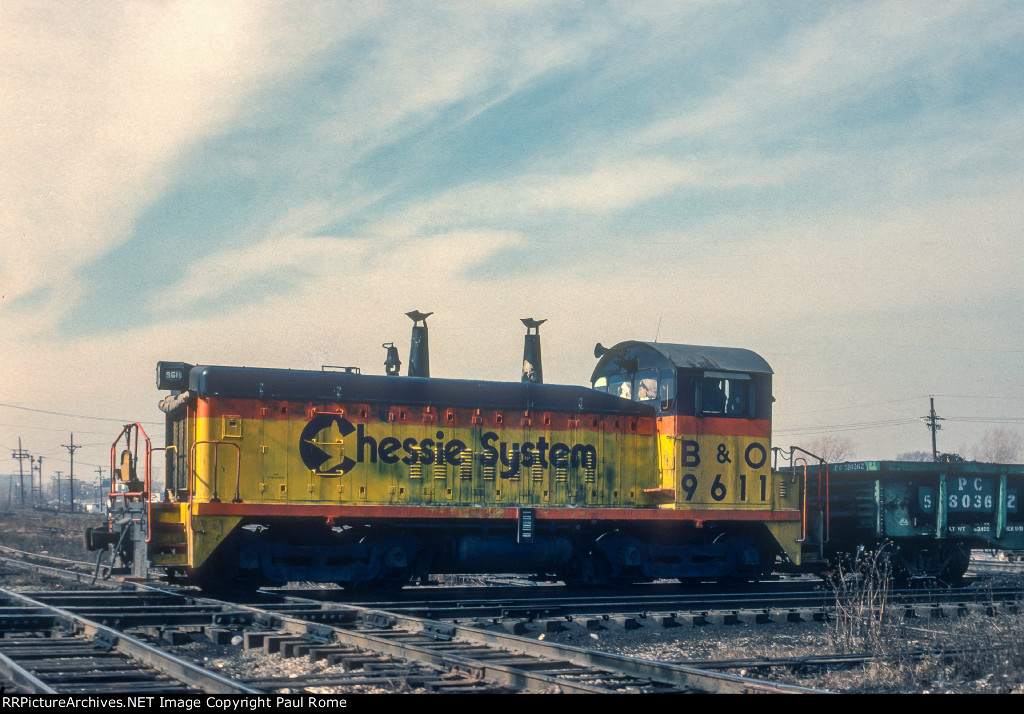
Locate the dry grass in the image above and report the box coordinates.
[800,611,1024,693]
[784,544,1024,693]
[0,510,94,561]
[827,545,896,654]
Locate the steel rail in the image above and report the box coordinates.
[194,594,614,694]
[233,590,829,694]
[265,582,1024,625]
[0,588,260,694]
[676,644,1016,672]
[0,554,111,586]
[0,649,58,694]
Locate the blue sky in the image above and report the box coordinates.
[3,1,1024,490]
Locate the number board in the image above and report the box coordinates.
[947,476,996,514]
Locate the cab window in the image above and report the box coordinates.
[608,373,631,400]
[700,373,751,417]
[635,369,659,402]
[658,370,676,411]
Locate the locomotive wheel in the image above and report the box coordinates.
[191,547,263,593]
[562,550,612,587]
[713,535,764,584]
[337,576,408,592]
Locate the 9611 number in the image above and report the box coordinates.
[680,473,767,502]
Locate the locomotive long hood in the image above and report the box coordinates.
[185,365,654,416]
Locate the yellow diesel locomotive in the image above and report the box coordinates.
[87,317,802,588]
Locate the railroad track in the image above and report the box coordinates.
[0,585,825,694]
[676,644,1018,674]
[228,590,828,693]
[0,588,258,694]
[1,548,1020,694]
[273,580,1024,628]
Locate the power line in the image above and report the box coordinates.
[775,396,923,417]
[0,401,160,425]
[0,422,121,437]
[774,418,918,436]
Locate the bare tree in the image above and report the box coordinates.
[971,428,1024,464]
[799,435,856,463]
[895,451,932,462]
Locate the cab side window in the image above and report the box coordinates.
[699,373,751,417]
[608,373,631,400]
[658,371,676,412]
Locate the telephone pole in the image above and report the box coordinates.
[11,438,30,506]
[54,470,63,511]
[921,397,944,462]
[31,456,43,504]
[95,466,105,509]
[62,434,81,512]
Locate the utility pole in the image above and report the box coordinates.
[11,438,30,506]
[63,433,81,512]
[95,466,105,510]
[31,456,43,504]
[921,397,944,462]
[54,470,63,512]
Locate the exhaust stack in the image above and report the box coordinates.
[406,310,433,378]
[521,318,546,383]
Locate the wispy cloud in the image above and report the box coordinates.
[0,1,340,303]
[3,2,1024,470]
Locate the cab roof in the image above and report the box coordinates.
[590,341,773,382]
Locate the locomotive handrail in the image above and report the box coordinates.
[188,440,243,505]
[109,422,153,542]
[787,447,830,546]
[162,444,178,494]
[109,423,152,500]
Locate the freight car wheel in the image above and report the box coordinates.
[890,541,971,585]
[943,543,972,585]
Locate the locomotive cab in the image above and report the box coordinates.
[588,342,802,576]
[590,341,773,421]
[589,342,776,511]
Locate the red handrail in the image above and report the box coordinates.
[109,422,153,541]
